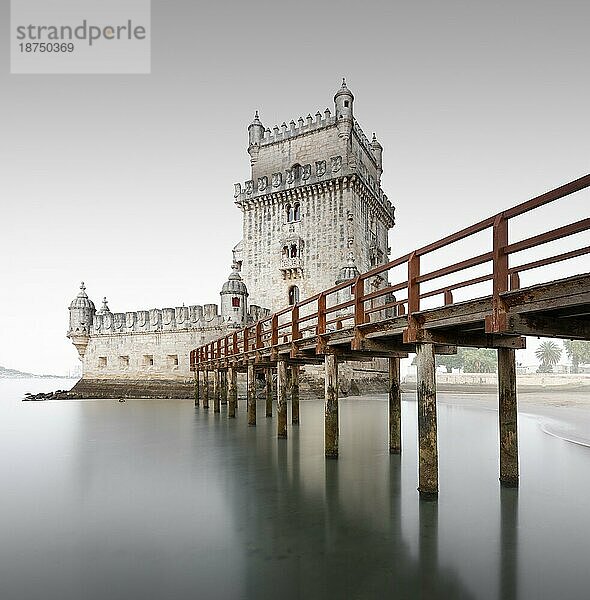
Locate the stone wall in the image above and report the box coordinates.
[82,327,224,381]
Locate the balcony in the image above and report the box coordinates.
[280,257,303,279]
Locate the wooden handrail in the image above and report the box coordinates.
[190,175,590,367]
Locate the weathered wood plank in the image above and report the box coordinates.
[506,313,590,340]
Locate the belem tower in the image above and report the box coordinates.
[67,80,395,397]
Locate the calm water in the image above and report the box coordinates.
[1,378,590,600]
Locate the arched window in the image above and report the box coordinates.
[290,244,298,258]
[288,285,300,306]
[232,297,241,308]
[293,202,301,221]
[282,245,289,257]
[287,204,295,223]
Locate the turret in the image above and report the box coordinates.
[334,78,354,139]
[97,297,111,315]
[220,264,249,327]
[371,132,383,177]
[336,252,360,285]
[67,282,96,358]
[335,252,360,306]
[247,111,265,165]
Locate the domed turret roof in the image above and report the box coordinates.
[69,282,96,311]
[334,78,354,101]
[96,297,111,315]
[336,253,360,283]
[221,265,248,295]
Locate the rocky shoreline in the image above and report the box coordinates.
[23,390,80,401]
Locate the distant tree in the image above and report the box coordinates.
[535,340,562,373]
[435,348,497,373]
[435,351,464,371]
[462,348,497,373]
[563,340,590,374]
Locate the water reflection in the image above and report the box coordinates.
[500,488,519,600]
[1,381,589,599]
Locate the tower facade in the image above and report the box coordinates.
[234,80,395,311]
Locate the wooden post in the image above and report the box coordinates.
[416,343,438,498]
[498,348,519,487]
[247,363,256,427]
[265,367,273,418]
[325,354,339,459]
[203,370,209,410]
[277,359,288,438]
[389,357,401,454]
[194,371,200,407]
[213,369,220,413]
[291,365,300,425]
[221,371,228,405]
[228,366,237,418]
[487,215,509,333]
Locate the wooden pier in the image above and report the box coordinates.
[190,175,590,498]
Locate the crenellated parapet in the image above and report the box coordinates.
[260,109,336,147]
[92,303,225,335]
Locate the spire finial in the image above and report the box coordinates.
[76,281,89,298]
[372,132,377,141]
[342,77,347,87]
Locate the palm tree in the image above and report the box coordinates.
[563,340,590,374]
[535,340,562,373]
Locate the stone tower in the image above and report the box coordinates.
[234,80,395,311]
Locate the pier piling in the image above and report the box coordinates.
[194,371,200,407]
[221,371,228,405]
[277,360,288,438]
[203,370,210,410]
[265,367,273,418]
[213,369,220,413]
[389,357,401,454]
[416,343,438,498]
[228,367,237,418]
[325,354,339,459]
[247,363,256,426]
[498,348,519,487]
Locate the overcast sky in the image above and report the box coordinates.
[1,0,589,375]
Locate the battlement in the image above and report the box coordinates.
[352,118,379,169]
[90,303,269,336]
[260,109,337,147]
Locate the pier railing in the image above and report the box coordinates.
[191,174,590,368]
